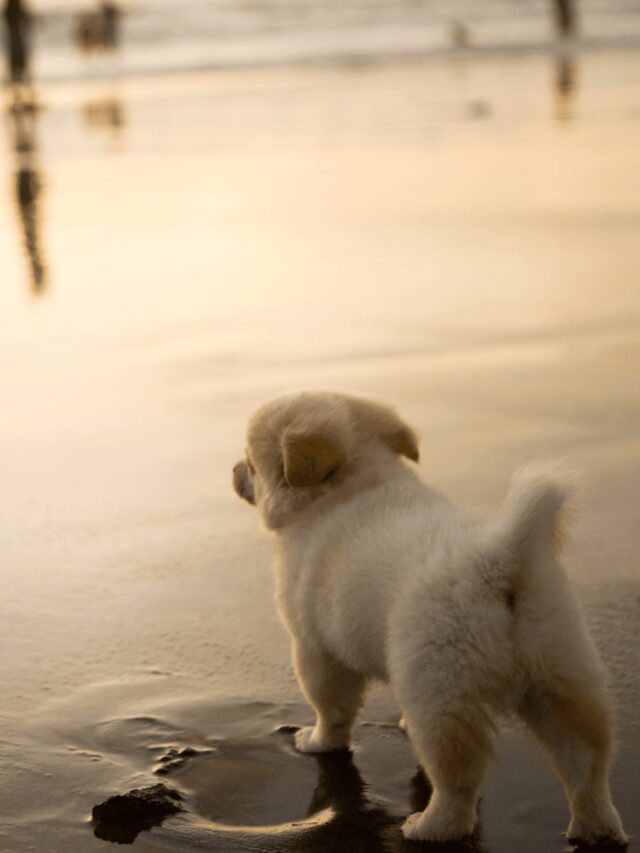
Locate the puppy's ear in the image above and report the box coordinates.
[350,397,419,462]
[380,428,419,462]
[283,434,345,488]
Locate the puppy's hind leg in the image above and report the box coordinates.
[399,699,494,842]
[518,682,627,845]
[292,641,366,754]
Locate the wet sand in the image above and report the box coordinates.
[1,48,640,852]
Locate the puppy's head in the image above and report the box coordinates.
[233,391,419,530]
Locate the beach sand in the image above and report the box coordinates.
[1,47,639,852]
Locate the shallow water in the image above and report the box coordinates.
[1,39,640,853]
[27,0,640,83]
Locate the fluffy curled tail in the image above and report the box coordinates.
[491,464,574,560]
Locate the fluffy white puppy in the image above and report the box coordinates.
[232,390,627,845]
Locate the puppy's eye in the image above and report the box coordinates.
[320,464,340,484]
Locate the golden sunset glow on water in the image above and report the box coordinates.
[1,4,640,849]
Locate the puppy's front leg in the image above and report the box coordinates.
[292,641,366,753]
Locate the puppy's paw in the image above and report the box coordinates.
[567,799,628,847]
[402,808,475,843]
[567,812,629,847]
[294,726,348,754]
[402,812,424,841]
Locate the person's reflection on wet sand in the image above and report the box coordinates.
[554,54,578,122]
[82,95,125,133]
[80,89,126,154]
[7,93,47,292]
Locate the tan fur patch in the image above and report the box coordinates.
[283,434,345,488]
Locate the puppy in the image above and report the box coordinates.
[232,390,627,844]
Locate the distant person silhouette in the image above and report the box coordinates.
[75,0,121,51]
[3,0,31,83]
[553,0,577,36]
[101,0,120,47]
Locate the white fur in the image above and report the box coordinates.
[233,391,627,844]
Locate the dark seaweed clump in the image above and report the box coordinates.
[92,782,183,844]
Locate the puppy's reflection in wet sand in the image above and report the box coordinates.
[306,747,486,853]
[81,93,126,152]
[307,749,403,853]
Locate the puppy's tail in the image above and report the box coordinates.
[488,464,575,561]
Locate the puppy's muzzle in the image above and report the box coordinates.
[233,460,255,505]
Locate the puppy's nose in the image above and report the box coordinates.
[232,461,246,491]
[232,460,255,505]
